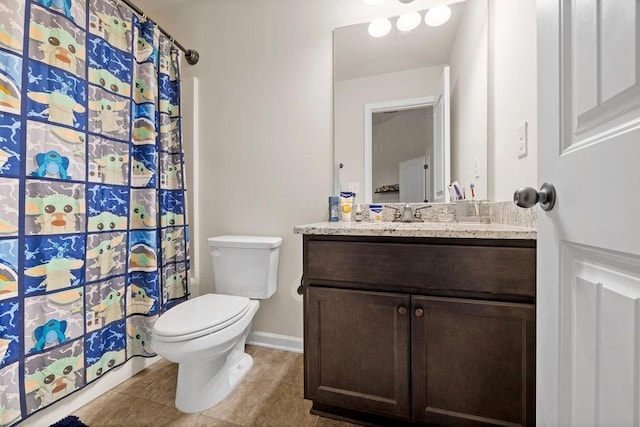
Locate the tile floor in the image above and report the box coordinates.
[72,346,358,426]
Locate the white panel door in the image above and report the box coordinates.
[432,66,450,202]
[537,1,640,425]
[399,156,425,203]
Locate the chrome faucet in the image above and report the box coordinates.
[387,204,432,222]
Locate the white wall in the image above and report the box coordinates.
[182,77,200,295]
[335,66,443,204]
[488,0,537,200]
[449,0,488,200]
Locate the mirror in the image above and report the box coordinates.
[334,0,488,204]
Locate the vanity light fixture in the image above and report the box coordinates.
[366,3,452,38]
[368,18,392,37]
[424,5,452,27]
[396,11,421,31]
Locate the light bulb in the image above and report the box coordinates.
[363,0,385,5]
[368,18,392,37]
[424,5,452,27]
[396,11,421,32]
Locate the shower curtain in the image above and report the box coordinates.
[0,0,190,424]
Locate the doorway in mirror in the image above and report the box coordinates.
[371,107,431,203]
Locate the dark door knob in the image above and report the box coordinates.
[513,183,557,211]
[415,308,424,317]
[398,306,407,315]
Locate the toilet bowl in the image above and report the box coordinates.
[152,294,259,413]
[151,235,281,413]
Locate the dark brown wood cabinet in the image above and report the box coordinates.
[303,235,536,426]
[412,297,535,426]
[306,287,411,419]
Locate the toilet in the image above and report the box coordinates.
[151,235,282,413]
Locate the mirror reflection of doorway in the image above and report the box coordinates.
[372,106,432,203]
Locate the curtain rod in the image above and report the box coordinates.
[119,0,200,65]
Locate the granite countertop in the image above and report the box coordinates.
[294,221,537,240]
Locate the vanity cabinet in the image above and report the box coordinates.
[303,235,536,426]
[306,287,411,419]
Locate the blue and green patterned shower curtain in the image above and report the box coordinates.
[0,0,190,424]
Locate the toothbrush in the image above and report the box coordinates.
[448,184,456,201]
[452,181,463,200]
[470,183,479,216]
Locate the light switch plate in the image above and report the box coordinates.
[517,122,528,159]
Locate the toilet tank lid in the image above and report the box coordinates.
[208,235,282,249]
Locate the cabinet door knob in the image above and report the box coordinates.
[415,308,424,317]
[398,306,407,315]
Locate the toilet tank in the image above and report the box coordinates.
[208,236,282,299]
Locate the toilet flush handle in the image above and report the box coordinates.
[297,275,304,296]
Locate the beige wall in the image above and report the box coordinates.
[156,0,334,341]
[488,0,537,200]
[449,0,488,200]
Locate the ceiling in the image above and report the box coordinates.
[334,1,465,81]
[133,0,467,16]
[131,0,190,13]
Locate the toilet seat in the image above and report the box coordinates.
[153,294,250,342]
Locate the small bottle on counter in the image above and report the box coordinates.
[329,196,339,222]
[369,204,383,222]
[355,204,363,222]
[339,192,354,222]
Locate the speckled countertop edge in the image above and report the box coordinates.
[293,221,537,240]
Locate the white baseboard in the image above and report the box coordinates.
[21,356,161,426]
[247,331,303,353]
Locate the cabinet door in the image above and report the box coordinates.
[412,296,535,426]
[305,286,411,419]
